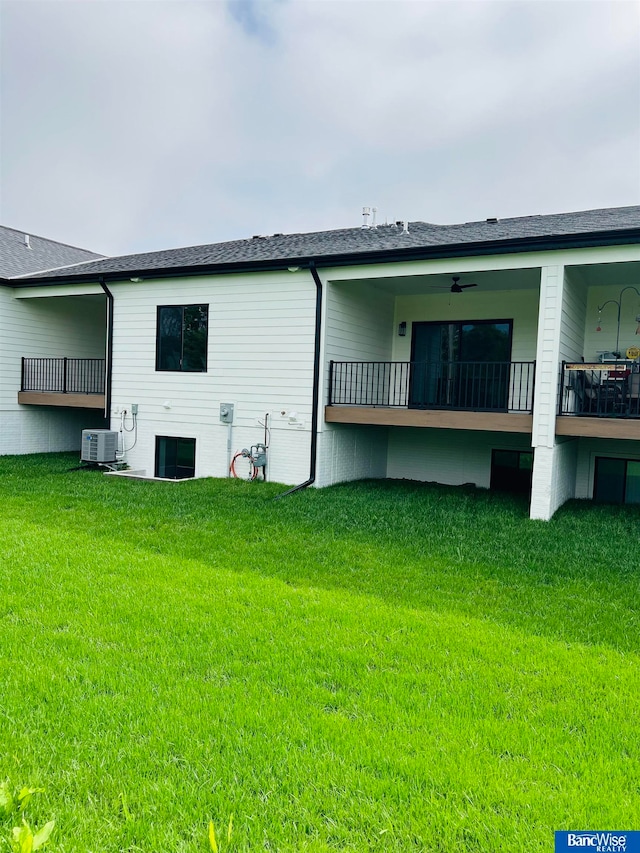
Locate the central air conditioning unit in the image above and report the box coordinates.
[81,429,118,463]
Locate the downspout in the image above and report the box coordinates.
[98,277,113,422]
[275,260,323,498]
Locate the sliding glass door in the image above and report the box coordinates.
[409,320,512,410]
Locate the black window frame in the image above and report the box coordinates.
[410,319,514,364]
[155,436,196,480]
[409,319,514,411]
[490,448,533,494]
[156,304,208,373]
[594,456,640,505]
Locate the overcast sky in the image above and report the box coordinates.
[1,0,639,257]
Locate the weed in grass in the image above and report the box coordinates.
[11,819,55,853]
[208,814,233,852]
[0,783,54,853]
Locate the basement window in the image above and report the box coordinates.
[155,436,196,479]
[490,449,533,495]
[156,305,208,372]
[594,457,640,505]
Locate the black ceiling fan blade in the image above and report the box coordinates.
[450,282,478,293]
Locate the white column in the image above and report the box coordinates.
[530,264,564,520]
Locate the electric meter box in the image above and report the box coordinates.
[81,429,118,463]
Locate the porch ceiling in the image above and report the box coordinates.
[331,267,541,297]
[13,288,105,301]
[568,260,640,288]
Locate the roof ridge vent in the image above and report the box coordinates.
[486,217,499,224]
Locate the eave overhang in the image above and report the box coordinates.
[6,226,640,288]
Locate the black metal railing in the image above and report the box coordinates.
[559,362,640,418]
[21,358,105,395]
[329,361,535,413]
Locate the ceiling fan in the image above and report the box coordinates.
[450,276,478,293]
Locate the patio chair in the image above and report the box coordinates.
[580,370,623,416]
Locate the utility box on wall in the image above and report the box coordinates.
[219,403,234,423]
[81,429,118,463]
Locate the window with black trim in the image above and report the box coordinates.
[155,436,196,479]
[410,320,513,410]
[594,457,640,504]
[156,305,208,372]
[490,449,533,494]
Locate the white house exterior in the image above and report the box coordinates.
[0,227,107,454]
[3,206,640,519]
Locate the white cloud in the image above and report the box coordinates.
[0,0,638,255]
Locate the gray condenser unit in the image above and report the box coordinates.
[81,429,118,463]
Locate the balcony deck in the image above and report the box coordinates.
[327,360,535,432]
[555,415,640,439]
[325,405,533,432]
[18,390,106,409]
[557,362,640,438]
[19,357,105,409]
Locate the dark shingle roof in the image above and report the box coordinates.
[0,226,103,277]
[11,206,640,284]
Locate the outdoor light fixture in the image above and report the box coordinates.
[398,321,407,337]
[596,286,640,356]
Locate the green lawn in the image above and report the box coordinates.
[0,453,639,852]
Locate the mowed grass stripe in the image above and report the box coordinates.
[0,457,638,653]
[1,496,640,851]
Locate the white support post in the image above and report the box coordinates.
[530,264,565,520]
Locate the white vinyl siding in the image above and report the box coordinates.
[392,287,539,364]
[559,270,587,363]
[319,281,394,482]
[324,280,394,364]
[532,265,565,448]
[323,280,395,408]
[109,271,316,483]
[322,283,540,487]
[0,289,107,456]
[0,291,106,411]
